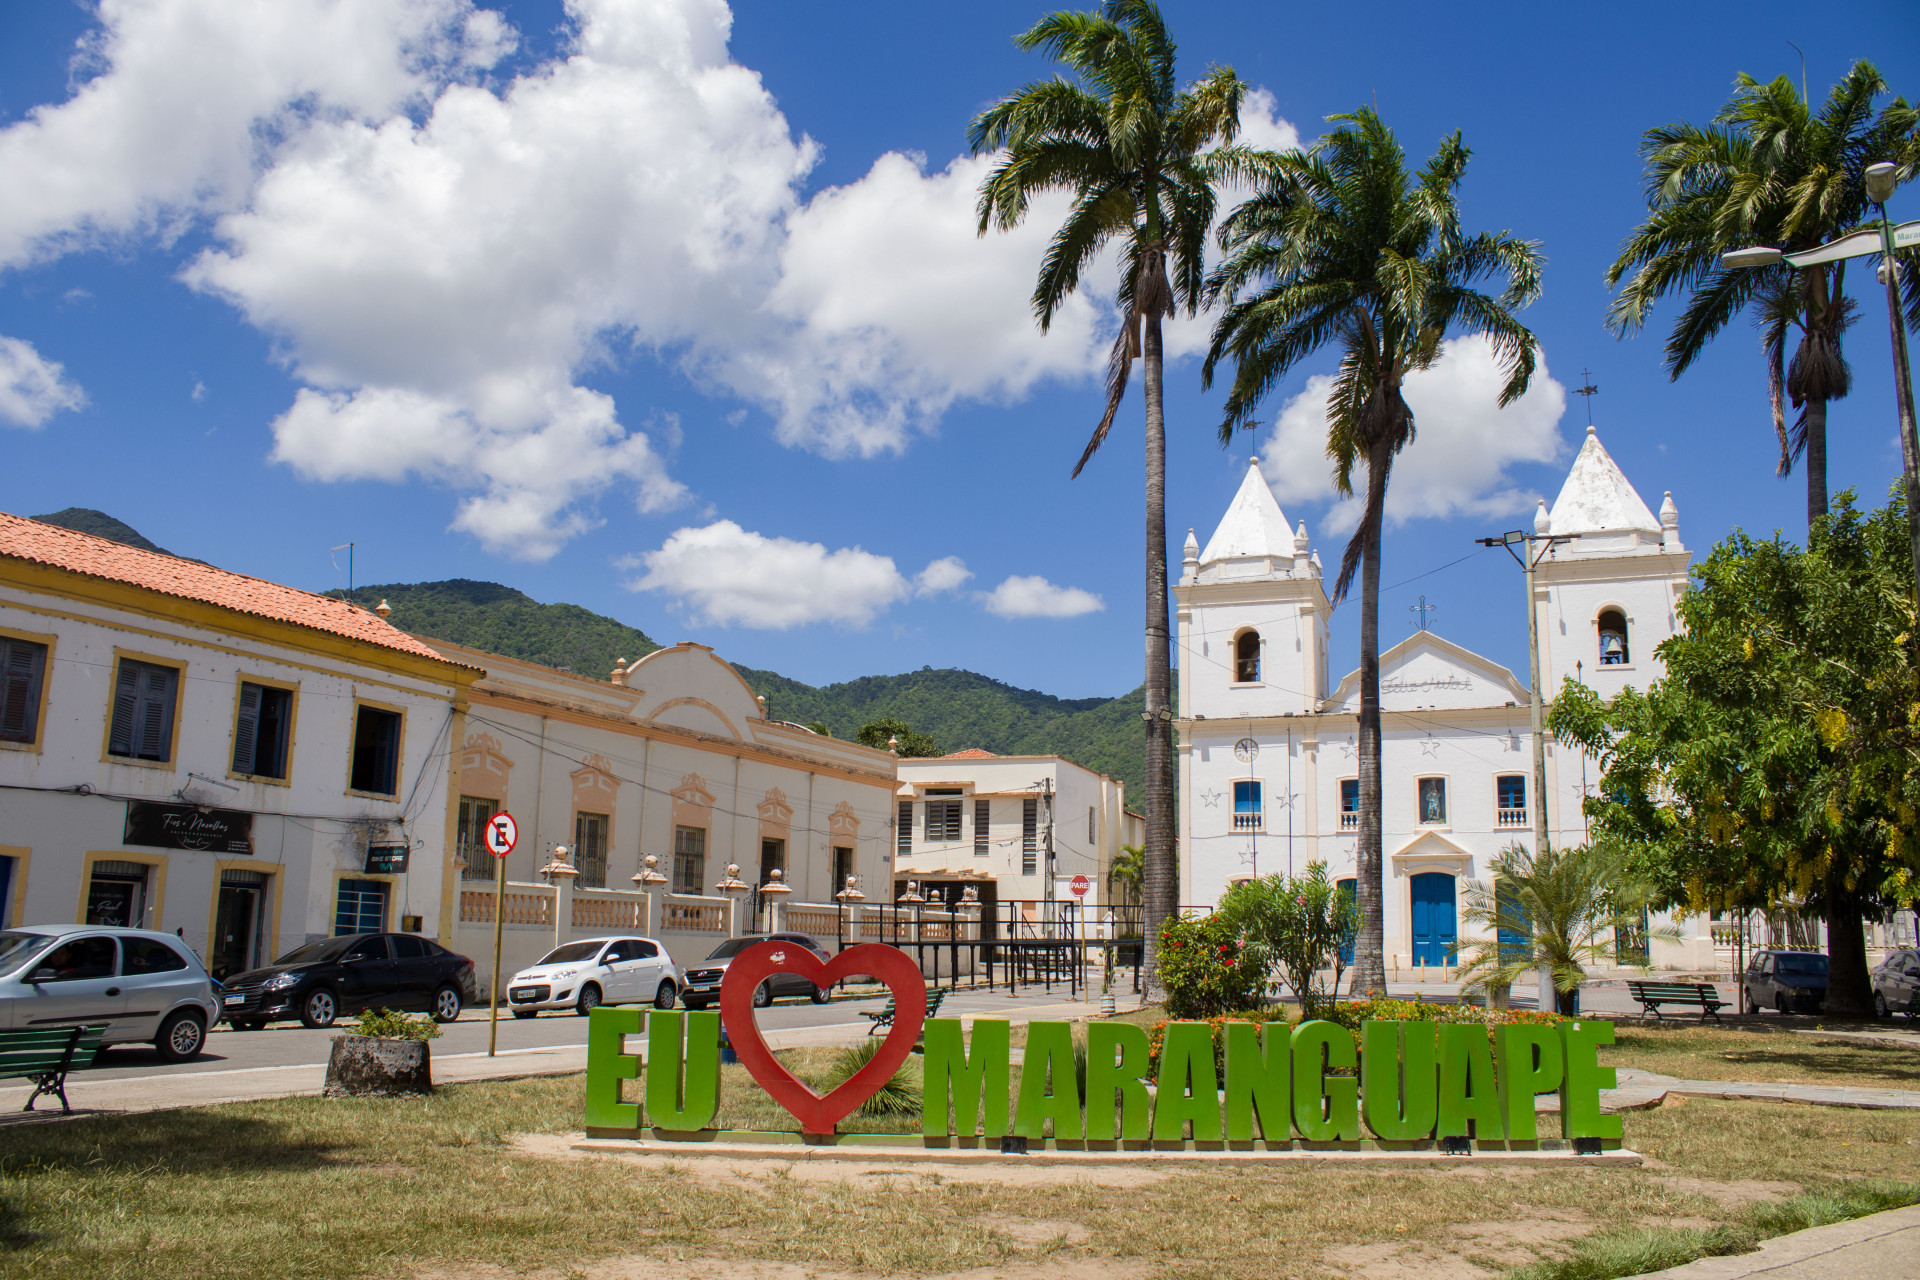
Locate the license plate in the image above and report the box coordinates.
[224,994,245,1005]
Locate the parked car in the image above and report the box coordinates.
[1872,948,1920,1019]
[218,932,477,1029]
[1743,948,1829,1014]
[680,933,833,1010]
[506,935,680,1017]
[0,924,220,1062]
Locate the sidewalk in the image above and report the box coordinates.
[1640,1204,1920,1279]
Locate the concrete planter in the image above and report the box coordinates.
[324,1034,432,1097]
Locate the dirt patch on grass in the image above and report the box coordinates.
[416,1261,1144,1280]
[1656,1176,1799,1207]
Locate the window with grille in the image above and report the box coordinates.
[349,704,402,795]
[333,879,388,936]
[673,825,706,895]
[897,801,913,855]
[107,658,179,762]
[231,681,293,779]
[457,796,499,880]
[0,637,47,745]
[832,845,854,895]
[925,799,962,842]
[974,799,989,855]
[574,811,609,887]
[1022,798,1038,875]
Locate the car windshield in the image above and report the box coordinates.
[273,937,356,965]
[1775,953,1829,975]
[703,938,768,960]
[537,941,605,965]
[0,931,57,975]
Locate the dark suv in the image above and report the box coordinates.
[680,933,832,1010]
[219,932,478,1028]
[1743,948,1828,1015]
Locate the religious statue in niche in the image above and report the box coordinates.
[1419,778,1447,825]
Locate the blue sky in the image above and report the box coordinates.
[0,0,1914,701]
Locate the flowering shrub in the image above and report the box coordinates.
[1156,912,1268,1020]
[1143,1000,1568,1074]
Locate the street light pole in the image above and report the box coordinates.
[1477,524,1578,859]
[1866,163,1920,593]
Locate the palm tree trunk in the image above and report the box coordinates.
[1804,396,1829,525]
[1140,311,1176,999]
[1347,440,1391,996]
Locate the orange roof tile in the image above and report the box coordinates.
[0,512,470,668]
[943,748,998,759]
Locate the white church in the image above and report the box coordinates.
[1174,425,1711,973]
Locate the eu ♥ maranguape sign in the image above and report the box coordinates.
[582,941,1622,1152]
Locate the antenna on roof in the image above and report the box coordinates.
[1573,369,1599,426]
[330,542,354,598]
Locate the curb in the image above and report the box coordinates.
[1635,1202,1920,1278]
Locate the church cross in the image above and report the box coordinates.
[1409,594,1437,631]
[1574,368,1599,425]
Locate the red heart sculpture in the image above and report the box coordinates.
[718,941,927,1135]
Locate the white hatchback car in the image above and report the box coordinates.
[506,935,680,1017]
[0,924,221,1062]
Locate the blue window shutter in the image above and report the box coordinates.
[108,660,140,756]
[232,682,262,775]
[137,664,176,761]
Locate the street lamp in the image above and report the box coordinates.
[1721,177,1920,591]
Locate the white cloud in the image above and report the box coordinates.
[0,335,87,428]
[1258,334,1568,535]
[0,0,1306,555]
[625,519,912,629]
[914,555,972,596]
[981,574,1105,619]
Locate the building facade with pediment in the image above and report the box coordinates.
[1175,426,1711,972]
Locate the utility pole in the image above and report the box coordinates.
[1477,524,1578,858]
[1042,776,1056,923]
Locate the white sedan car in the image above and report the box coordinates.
[505,935,680,1017]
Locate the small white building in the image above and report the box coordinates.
[0,512,478,976]
[891,750,1137,922]
[1176,427,1722,972]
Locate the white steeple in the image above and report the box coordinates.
[1199,459,1295,565]
[1547,425,1660,544]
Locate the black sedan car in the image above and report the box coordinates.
[1873,948,1920,1019]
[219,932,478,1028]
[680,933,832,1010]
[1743,948,1829,1015]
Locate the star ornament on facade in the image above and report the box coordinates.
[1338,737,1356,760]
[1418,735,1443,758]
[1200,789,1224,808]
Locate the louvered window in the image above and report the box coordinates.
[974,799,990,855]
[925,799,962,842]
[107,658,179,762]
[1022,799,1038,875]
[0,638,47,745]
[231,682,293,779]
[673,825,706,895]
[897,801,913,855]
[574,811,609,888]
[349,705,402,795]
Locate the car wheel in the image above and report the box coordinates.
[752,980,772,1009]
[431,984,463,1024]
[682,998,708,1011]
[154,1011,207,1063]
[1876,992,1890,1019]
[575,984,602,1017]
[300,988,338,1029]
[512,1009,538,1019]
[811,984,830,1005]
[654,981,677,1010]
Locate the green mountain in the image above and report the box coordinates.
[31,507,174,555]
[338,579,1151,798]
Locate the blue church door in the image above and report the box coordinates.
[1335,878,1356,966]
[1409,873,1457,967]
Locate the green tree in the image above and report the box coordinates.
[855,717,941,758]
[1453,842,1670,1015]
[1107,842,1143,907]
[1217,862,1358,1017]
[1203,108,1543,996]
[1606,62,1918,526]
[971,0,1254,990]
[1550,489,1920,1017]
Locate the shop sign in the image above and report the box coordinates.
[365,844,411,874]
[123,801,253,854]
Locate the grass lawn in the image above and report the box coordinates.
[1599,1021,1920,1091]
[0,1057,1916,1280]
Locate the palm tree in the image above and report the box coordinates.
[1606,63,1917,526]
[1203,108,1543,997]
[1454,842,1674,1015]
[971,0,1254,990]
[1107,842,1143,906]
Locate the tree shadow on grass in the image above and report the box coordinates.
[0,1106,352,1181]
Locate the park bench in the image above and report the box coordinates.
[0,1024,109,1114]
[862,987,947,1035]
[1626,980,1724,1023]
